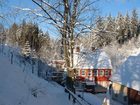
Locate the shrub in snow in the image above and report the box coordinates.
[31,88,38,98]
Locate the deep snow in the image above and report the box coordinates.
[0,45,123,105]
[110,53,140,91]
[0,46,106,105]
[0,53,74,105]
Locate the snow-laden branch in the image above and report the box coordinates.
[32,0,64,18]
[32,0,62,24]
[92,29,118,34]
[14,7,46,18]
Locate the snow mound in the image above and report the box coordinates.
[111,53,140,91]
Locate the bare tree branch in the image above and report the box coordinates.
[14,0,100,78]
[32,0,58,23]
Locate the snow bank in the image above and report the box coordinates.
[111,53,140,91]
[0,45,121,105]
[0,54,74,105]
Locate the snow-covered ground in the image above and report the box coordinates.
[76,91,122,105]
[0,50,102,105]
[0,53,74,105]
[0,45,123,105]
[0,46,100,105]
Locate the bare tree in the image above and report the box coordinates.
[29,0,99,77]
[15,0,99,83]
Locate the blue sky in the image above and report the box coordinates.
[6,0,140,16]
[98,0,140,17]
[1,0,140,38]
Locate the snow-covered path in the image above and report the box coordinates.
[0,54,73,105]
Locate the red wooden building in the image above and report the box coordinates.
[73,47,112,87]
[78,68,111,87]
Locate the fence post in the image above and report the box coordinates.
[73,96,76,104]
[69,93,71,100]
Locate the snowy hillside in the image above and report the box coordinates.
[0,45,124,105]
[0,53,74,105]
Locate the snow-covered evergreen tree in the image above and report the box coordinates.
[115,13,125,44]
[0,24,5,44]
[115,13,124,31]
[94,16,107,47]
[130,9,139,38]
[123,12,131,40]
[95,16,105,31]
[105,14,115,32]
[89,9,140,48]
[22,40,31,57]
[104,14,116,44]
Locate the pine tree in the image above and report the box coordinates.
[0,24,5,44]
[130,9,139,38]
[124,12,131,40]
[18,20,27,47]
[94,16,106,47]
[138,21,140,37]
[104,14,116,45]
[8,23,18,46]
[105,14,115,32]
[37,31,52,59]
[18,21,40,52]
[115,13,125,44]
[95,16,105,31]
[22,40,31,57]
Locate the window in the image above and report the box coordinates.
[105,70,109,76]
[88,70,92,76]
[99,70,104,76]
[94,70,98,76]
[81,69,85,76]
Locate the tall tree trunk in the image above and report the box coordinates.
[63,0,70,71]
[70,0,78,69]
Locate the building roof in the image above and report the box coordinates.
[73,49,112,69]
[110,53,140,91]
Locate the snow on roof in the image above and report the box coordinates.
[110,53,140,91]
[74,49,112,69]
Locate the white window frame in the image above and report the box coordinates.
[81,69,85,76]
[105,70,109,76]
[88,69,92,76]
[99,70,104,76]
